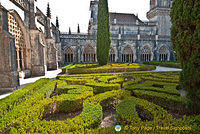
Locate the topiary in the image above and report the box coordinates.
[170,0,200,113]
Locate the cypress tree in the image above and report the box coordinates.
[170,0,200,113]
[97,0,111,65]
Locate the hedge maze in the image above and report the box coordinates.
[0,64,199,133]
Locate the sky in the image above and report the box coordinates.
[1,0,150,33]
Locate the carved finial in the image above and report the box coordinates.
[77,24,80,34]
[56,16,59,28]
[47,3,51,18]
[69,27,71,35]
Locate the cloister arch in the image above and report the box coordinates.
[83,44,96,62]
[141,45,152,62]
[109,46,116,62]
[122,45,134,63]
[159,45,169,61]
[8,10,31,71]
[65,46,74,63]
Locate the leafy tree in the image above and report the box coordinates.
[97,0,111,65]
[170,0,200,112]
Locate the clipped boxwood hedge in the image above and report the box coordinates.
[143,61,181,68]
[62,63,156,74]
[85,82,120,94]
[0,78,50,118]
[133,90,188,112]
[126,80,180,96]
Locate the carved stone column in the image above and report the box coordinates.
[16,46,20,71]
[20,47,25,70]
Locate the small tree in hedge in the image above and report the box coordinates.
[170,0,200,112]
[97,0,111,65]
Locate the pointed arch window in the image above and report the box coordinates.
[122,46,134,63]
[141,46,152,62]
[109,47,116,62]
[159,46,169,61]
[83,45,96,62]
[65,47,74,63]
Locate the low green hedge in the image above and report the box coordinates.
[57,85,93,94]
[116,99,140,124]
[141,76,179,83]
[85,82,120,94]
[126,81,180,96]
[0,79,67,133]
[80,103,103,127]
[61,64,76,74]
[51,85,94,113]
[62,63,156,74]
[133,90,188,112]
[59,77,93,85]
[115,97,199,133]
[143,61,181,68]
[0,78,50,118]
[85,89,130,108]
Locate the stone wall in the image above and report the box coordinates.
[0,7,19,93]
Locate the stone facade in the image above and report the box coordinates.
[0,6,19,93]
[0,0,61,92]
[61,0,175,64]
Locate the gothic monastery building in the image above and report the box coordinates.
[61,0,174,64]
[0,0,61,92]
[0,0,174,92]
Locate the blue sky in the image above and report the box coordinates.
[1,0,150,33]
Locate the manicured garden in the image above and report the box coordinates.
[0,64,199,133]
[62,63,156,74]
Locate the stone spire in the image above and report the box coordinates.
[56,16,59,28]
[77,24,80,34]
[69,27,71,35]
[46,3,51,18]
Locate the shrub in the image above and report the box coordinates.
[57,85,93,94]
[116,99,140,124]
[143,61,181,68]
[80,103,103,127]
[59,77,93,85]
[133,90,188,112]
[126,81,180,96]
[0,78,50,118]
[61,63,156,74]
[85,89,130,108]
[85,82,120,94]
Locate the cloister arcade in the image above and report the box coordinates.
[65,46,74,63]
[122,45,134,63]
[83,45,96,62]
[159,45,169,61]
[141,45,152,62]
[109,47,116,62]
